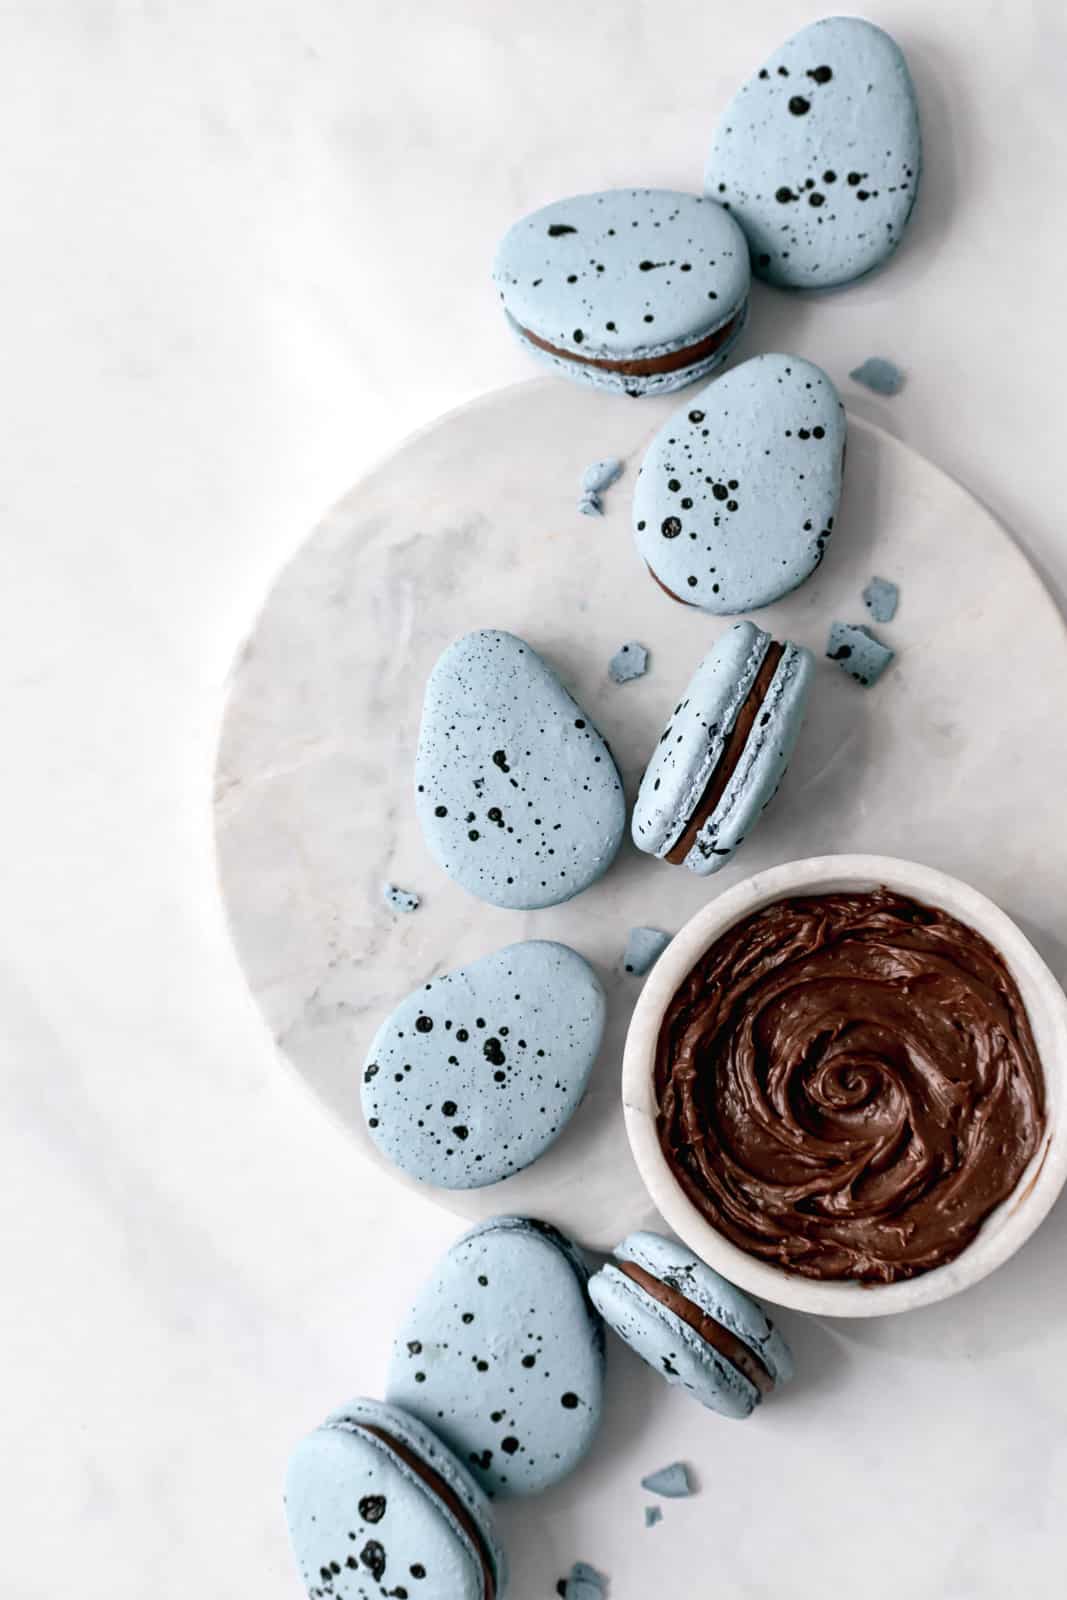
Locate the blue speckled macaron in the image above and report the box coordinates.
[492,189,750,396]
[416,630,625,910]
[633,353,846,612]
[632,622,813,876]
[706,17,921,289]
[361,942,605,1190]
[285,1397,506,1600]
[387,1217,604,1499]
[588,1232,792,1419]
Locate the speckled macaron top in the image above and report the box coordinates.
[633,353,846,613]
[387,1217,605,1500]
[492,189,750,395]
[415,630,626,910]
[631,621,814,876]
[286,1397,506,1600]
[361,941,605,1190]
[588,1232,793,1420]
[706,16,921,289]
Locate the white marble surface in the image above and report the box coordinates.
[215,392,1067,1255]
[5,4,1067,1598]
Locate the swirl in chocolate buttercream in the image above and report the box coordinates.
[655,889,1046,1284]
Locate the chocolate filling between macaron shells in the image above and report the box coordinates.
[664,641,785,864]
[516,306,745,378]
[616,1260,774,1396]
[360,1424,497,1600]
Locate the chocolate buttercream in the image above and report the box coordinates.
[517,307,745,378]
[656,889,1046,1284]
[361,1425,496,1600]
[617,1259,774,1394]
[664,642,784,865]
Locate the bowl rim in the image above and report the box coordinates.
[622,853,1067,1319]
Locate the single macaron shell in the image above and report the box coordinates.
[492,189,750,396]
[706,16,921,289]
[285,1398,506,1600]
[588,1232,793,1419]
[633,352,846,613]
[361,941,605,1190]
[632,622,814,876]
[416,630,625,910]
[387,1217,605,1499]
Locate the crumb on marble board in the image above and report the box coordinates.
[641,1462,694,1499]
[609,641,649,684]
[383,882,420,913]
[849,357,905,396]
[623,926,671,976]
[826,622,895,687]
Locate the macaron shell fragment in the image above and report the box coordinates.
[827,620,895,686]
[415,630,626,910]
[387,1217,604,1499]
[286,1398,505,1600]
[633,353,846,613]
[492,189,750,395]
[361,941,606,1190]
[706,17,921,289]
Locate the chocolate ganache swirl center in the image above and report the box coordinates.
[655,889,1046,1284]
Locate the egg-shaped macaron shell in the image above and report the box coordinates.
[706,16,921,289]
[361,942,605,1189]
[415,630,626,910]
[633,353,846,613]
[387,1217,605,1498]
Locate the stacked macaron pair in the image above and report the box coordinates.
[286,1218,795,1599]
[286,1219,599,1600]
[493,17,921,395]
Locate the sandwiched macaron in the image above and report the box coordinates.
[588,1233,792,1419]
[706,16,921,290]
[285,1398,506,1600]
[362,941,605,1190]
[632,622,813,876]
[415,630,626,910]
[492,189,750,396]
[387,1217,605,1499]
[633,352,846,613]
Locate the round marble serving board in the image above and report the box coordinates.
[215,377,1067,1251]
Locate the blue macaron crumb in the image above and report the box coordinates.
[623,927,671,976]
[641,1462,693,1499]
[579,459,623,517]
[609,642,649,684]
[561,1561,608,1600]
[827,622,895,686]
[645,1505,663,1528]
[582,458,624,495]
[863,576,899,622]
[383,882,420,913]
[851,357,905,396]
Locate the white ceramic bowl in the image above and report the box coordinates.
[623,854,1067,1318]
